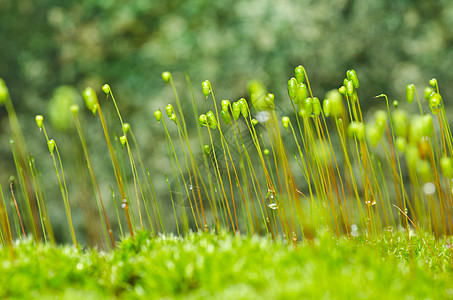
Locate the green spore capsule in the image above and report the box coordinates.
[355,123,365,141]
[295,65,305,84]
[169,114,177,123]
[239,98,249,118]
[120,135,127,147]
[48,85,79,131]
[424,87,434,101]
[232,101,241,120]
[366,126,380,147]
[345,79,354,96]
[250,92,257,105]
[102,84,111,94]
[346,69,359,89]
[416,159,432,182]
[162,71,171,83]
[288,77,297,101]
[429,78,437,88]
[203,144,211,155]
[221,109,230,125]
[206,111,217,129]
[338,85,346,95]
[323,99,331,117]
[312,97,321,117]
[165,104,174,118]
[392,110,408,137]
[199,114,207,127]
[347,122,365,141]
[409,116,424,145]
[375,110,387,136]
[300,97,313,117]
[251,119,258,126]
[154,110,162,122]
[263,149,270,157]
[405,145,419,167]
[221,99,230,111]
[0,78,9,104]
[347,122,359,139]
[35,115,44,129]
[122,123,130,134]
[395,136,407,153]
[296,83,308,104]
[326,89,344,118]
[47,139,56,155]
[393,100,399,109]
[70,105,79,117]
[202,80,211,98]
[422,115,433,137]
[406,84,415,103]
[82,87,98,115]
[265,93,275,109]
[282,116,290,130]
[441,157,453,178]
[429,93,442,114]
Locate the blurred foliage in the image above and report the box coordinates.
[1,0,453,243]
[2,0,453,110]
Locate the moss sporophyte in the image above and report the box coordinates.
[0,66,452,252]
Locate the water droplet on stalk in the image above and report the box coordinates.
[121,199,127,209]
[351,224,359,237]
[268,203,278,210]
[291,231,297,243]
[365,199,376,206]
[267,189,278,209]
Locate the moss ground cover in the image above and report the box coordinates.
[0,230,452,299]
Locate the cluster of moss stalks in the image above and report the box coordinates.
[0,66,452,254]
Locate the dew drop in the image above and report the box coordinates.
[121,199,127,209]
[267,190,278,210]
[268,203,278,210]
[350,224,359,237]
[189,184,193,191]
[365,199,376,206]
[291,231,297,243]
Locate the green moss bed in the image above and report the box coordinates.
[1,230,452,299]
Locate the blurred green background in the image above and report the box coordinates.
[1,0,453,246]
